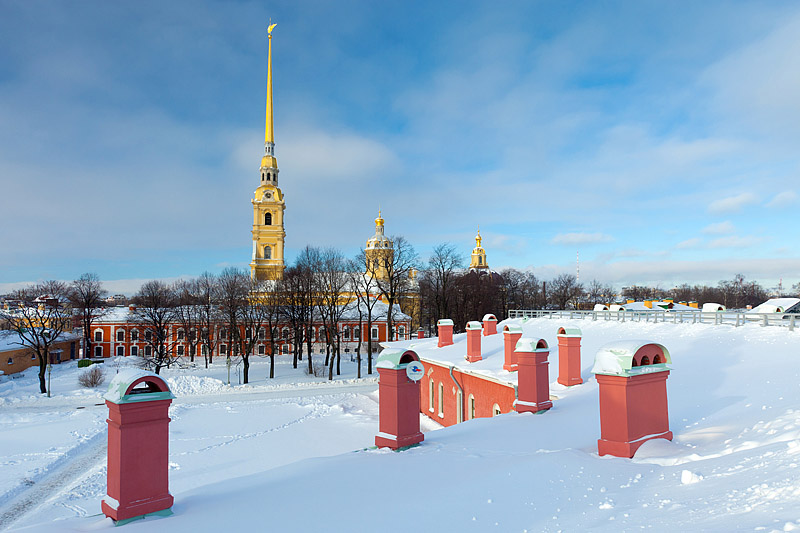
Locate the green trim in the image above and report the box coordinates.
[113,391,175,405]
[113,508,173,526]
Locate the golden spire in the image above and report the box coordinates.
[476,228,482,248]
[265,22,277,145]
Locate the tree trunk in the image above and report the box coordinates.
[38,356,47,394]
[367,317,373,374]
[243,356,250,384]
[336,338,341,376]
[269,353,275,378]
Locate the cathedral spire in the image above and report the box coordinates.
[265,22,276,146]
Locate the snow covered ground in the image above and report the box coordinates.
[2,319,799,532]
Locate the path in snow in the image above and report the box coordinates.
[0,430,107,531]
[0,381,379,531]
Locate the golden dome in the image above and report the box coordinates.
[375,210,384,227]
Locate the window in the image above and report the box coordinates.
[429,379,435,412]
[264,245,272,259]
[177,345,184,356]
[281,344,290,354]
[131,330,138,341]
[398,325,405,338]
[342,327,350,340]
[70,343,75,359]
[220,328,228,340]
[95,346,102,358]
[31,353,36,360]
[145,331,153,341]
[468,394,476,420]
[258,344,266,355]
[493,404,501,416]
[116,329,124,342]
[272,327,279,339]
[438,382,444,417]
[479,256,483,265]
[7,358,12,365]
[282,328,289,340]
[265,212,272,225]
[220,344,228,355]
[116,346,124,357]
[354,327,360,340]
[246,328,252,339]
[201,345,208,356]
[145,346,152,356]
[94,330,102,342]
[259,327,266,340]
[371,326,379,340]
[131,346,138,356]
[177,329,185,340]
[457,390,464,423]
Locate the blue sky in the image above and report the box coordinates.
[1,0,799,294]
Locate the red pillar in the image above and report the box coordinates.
[514,338,552,413]
[102,370,174,523]
[375,349,424,450]
[502,324,523,371]
[482,314,498,336]
[465,321,482,362]
[557,327,583,387]
[437,319,454,348]
[592,342,673,458]
[417,328,425,339]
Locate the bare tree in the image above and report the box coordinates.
[421,243,464,328]
[549,274,584,310]
[196,272,221,368]
[217,267,250,381]
[132,280,178,374]
[173,279,203,363]
[349,250,385,375]
[316,248,349,380]
[68,273,107,360]
[376,235,419,343]
[295,247,321,375]
[0,283,71,394]
[280,264,312,370]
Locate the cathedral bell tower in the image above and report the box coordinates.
[365,211,393,280]
[469,229,490,273]
[251,23,286,281]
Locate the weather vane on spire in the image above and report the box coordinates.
[268,20,277,35]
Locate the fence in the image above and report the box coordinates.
[507,309,799,331]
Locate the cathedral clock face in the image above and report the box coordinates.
[263,191,272,201]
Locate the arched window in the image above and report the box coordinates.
[259,327,266,340]
[264,212,272,225]
[478,256,483,265]
[264,245,272,259]
[429,379,435,412]
[468,394,476,420]
[94,330,103,342]
[342,327,350,340]
[438,382,444,417]
[131,329,139,341]
[493,404,501,416]
[267,172,271,181]
[282,328,289,339]
[7,358,12,365]
[116,329,124,342]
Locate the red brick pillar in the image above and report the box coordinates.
[557,327,583,387]
[102,370,175,523]
[417,328,425,339]
[514,338,552,413]
[465,321,482,362]
[375,349,424,450]
[592,341,673,458]
[437,319,454,348]
[482,314,498,336]
[502,324,523,371]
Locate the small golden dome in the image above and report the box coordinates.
[261,155,278,168]
[375,210,384,227]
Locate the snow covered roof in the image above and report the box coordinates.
[104,368,175,404]
[0,330,79,353]
[750,298,800,314]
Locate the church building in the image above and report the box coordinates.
[250,23,286,281]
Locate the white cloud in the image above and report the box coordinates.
[765,190,798,208]
[708,235,764,249]
[701,221,735,234]
[551,232,613,245]
[675,238,703,249]
[708,193,759,214]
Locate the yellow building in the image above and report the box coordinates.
[365,211,393,280]
[251,23,286,281]
[469,229,490,273]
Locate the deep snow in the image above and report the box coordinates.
[1,318,799,532]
